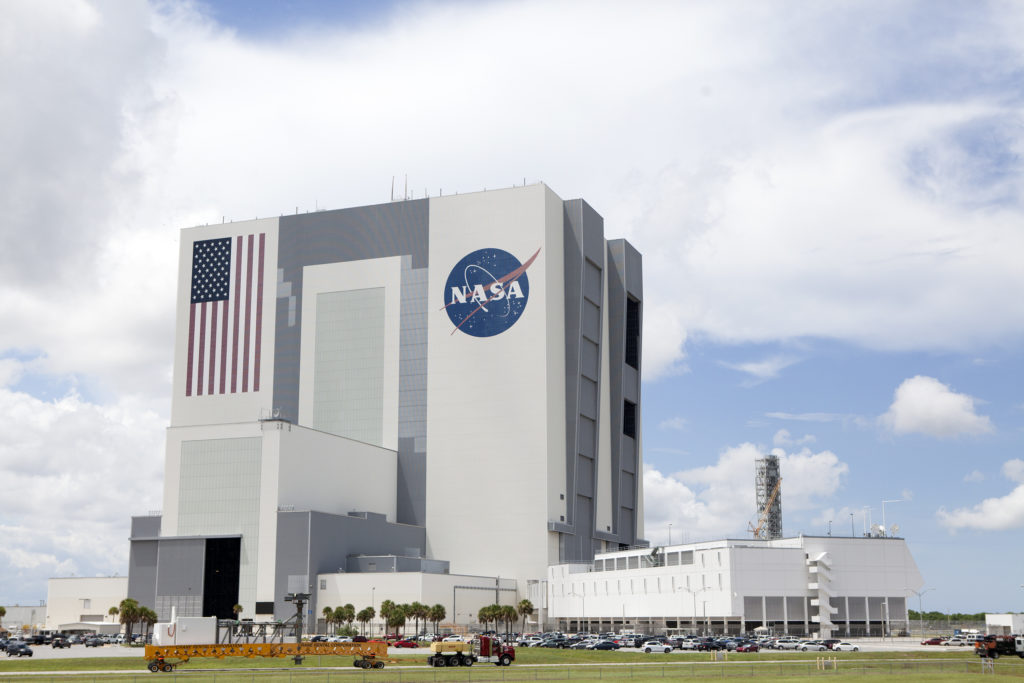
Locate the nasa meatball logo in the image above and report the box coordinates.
[442,247,541,337]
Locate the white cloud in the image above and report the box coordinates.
[643,442,848,544]
[766,412,849,423]
[879,375,993,438]
[0,385,164,602]
[721,355,798,384]
[659,416,688,431]
[964,470,985,483]
[773,428,816,447]
[937,459,1024,531]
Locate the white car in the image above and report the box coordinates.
[676,639,697,650]
[832,642,859,652]
[800,641,827,651]
[944,638,968,646]
[775,638,802,650]
[642,640,672,653]
[442,635,464,642]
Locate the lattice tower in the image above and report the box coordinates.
[755,455,783,540]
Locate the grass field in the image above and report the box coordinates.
[0,648,1021,682]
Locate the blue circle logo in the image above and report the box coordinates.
[442,247,540,337]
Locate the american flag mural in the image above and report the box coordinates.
[186,233,265,396]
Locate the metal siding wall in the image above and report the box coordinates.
[274,201,429,526]
[606,243,625,543]
[155,538,207,619]
[276,510,428,620]
[127,540,158,609]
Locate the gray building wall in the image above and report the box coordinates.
[273,510,427,621]
[273,201,430,527]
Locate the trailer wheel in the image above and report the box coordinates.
[463,656,473,666]
[435,656,446,667]
[500,654,512,666]
[148,662,160,673]
[161,663,173,673]
[373,661,385,669]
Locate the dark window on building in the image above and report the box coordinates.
[623,400,637,438]
[255,602,274,615]
[625,298,640,369]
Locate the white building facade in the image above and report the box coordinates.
[125,184,645,624]
[548,536,924,638]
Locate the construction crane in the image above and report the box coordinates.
[749,477,782,539]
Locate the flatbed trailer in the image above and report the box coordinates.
[144,641,389,672]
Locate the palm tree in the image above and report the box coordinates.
[357,607,374,636]
[428,604,446,634]
[408,601,425,638]
[108,606,119,623]
[0,605,6,628]
[501,605,518,637]
[331,607,346,635]
[478,605,496,632]
[342,604,356,632]
[118,598,140,643]
[387,604,408,636]
[517,599,534,634]
[321,606,333,634]
[140,607,158,641]
[232,604,243,620]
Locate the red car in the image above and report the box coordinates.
[735,642,760,652]
[392,639,418,648]
[921,638,944,645]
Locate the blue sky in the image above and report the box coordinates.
[2,0,1023,614]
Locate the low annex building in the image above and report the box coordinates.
[547,535,924,638]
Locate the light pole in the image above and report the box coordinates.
[676,586,700,634]
[849,512,854,537]
[568,590,585,632]
[910,588,933,638]
[668,523,673,546]
[371,587,375,637]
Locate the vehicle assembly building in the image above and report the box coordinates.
[42,182,925,638]
[124,183,645,625]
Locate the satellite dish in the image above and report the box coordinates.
[272,407,281,418]
[871,524,882,536]
[890,524,900,537]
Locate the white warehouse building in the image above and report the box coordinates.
[548,535,923,638]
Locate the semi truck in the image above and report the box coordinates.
[426,636,515,667]
[974,635,1024,659]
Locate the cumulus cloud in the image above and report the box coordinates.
[964,470,985,483]
[0,385,164,602]
[880,375,993,437]
[937,459,1024,531]
[643,442,848,543]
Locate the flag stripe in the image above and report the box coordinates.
[186,304,196,397]
[219,299,229,394]
[196,302,207,395]
[242,235,254,393]
[208,301,218,395]
[254,233,265,392]
[231,235,242,393]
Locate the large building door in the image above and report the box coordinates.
[202,538,241,618]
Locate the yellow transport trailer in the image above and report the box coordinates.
[144,640,389,672]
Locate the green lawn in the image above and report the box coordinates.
[0,648,1021,682]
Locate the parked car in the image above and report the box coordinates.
[442,635,464,642]
[351,635,367,643]
[589,640,621,650]
[775,637,802,650]
[945,638,969,647]
[642,640,672,653]
[800,641,828,651]
[85,638,105,647]
[822,639,841,650]
[832,642,859,652]
[735,642,760,652]
[921,637,944,646]
[392,639,418,648]
[6,643,33,657]
[51,638,71,648]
